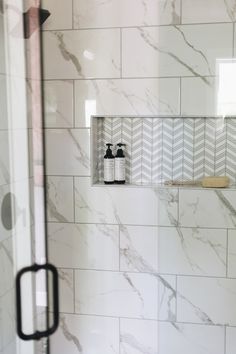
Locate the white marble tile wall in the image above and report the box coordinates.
[42,1,236,353]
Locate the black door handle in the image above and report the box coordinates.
[16,263,59,341]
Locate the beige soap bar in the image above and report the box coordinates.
[201,176,230,188]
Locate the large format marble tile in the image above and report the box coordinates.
[177,276,236,325]
[46,176,74,222]
[57,269,74,313]
[158,322,224,354]
[158,274,176,321]
[182,0,236,23]
[227,229,236,278]
[0,289,15,352]
[41,0,73,30]
[226,327,236,354]
[73,0,181,28]
[122,24,232,78]
[1,341,16,354]
[0,75,7,130]
[157,188,178,226]
[120,225,158,273]
[44,80,74,128]
[179,189,236,228]
[0,132,9,185]
[75,270,158,319]
[45,129,90,175]
[74,178,178,226]
[0,14,5,76]
[51,314,119,354]
[158,227,227,277]
[120,318,158,354]
[181,77,216,116]
[0,238,13,298]
[48,222,119,270]
[74,177,158,225]
[43,29,120,79]
[75,78,180,127]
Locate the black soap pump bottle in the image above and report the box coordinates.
[104,143,115,184]
[115,143,126,184]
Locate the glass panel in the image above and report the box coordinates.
[0,0,50,353]
[42,1,236,354]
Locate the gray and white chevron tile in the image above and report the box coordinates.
[96,116,236,185]
[204,118,215,176]
[142,118,153,183]
[122,118,132,183]
[172,118,183,181]
[131,118,142,183]
[214,118,226,177]
[193,118,205,180]
[183,118,194,180]
[226,118,236,180]
[112,117,122,147]
[152,118,162,183]
[162,118,173,181]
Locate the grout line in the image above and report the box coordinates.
[73,176,76,222]
[180,0,183,24]
[41,21,236,32]
[175,276,178,321]
[118,225,121,271]
[226,229,229,278]
[73,269,76,314]
[44,127,90,130]
[47,219,235,231]
[73,80,75,128]
[177,188,180,225]
[151,119,154,183]
[224,325,227,354]
[42,75,218,82]
[179,77,182,116]
[55,266,236,280]
[119,317,121,354]
[120,28,122,79]
[233,22,235,57]
[56,309,235,328]
[72,0,74,30]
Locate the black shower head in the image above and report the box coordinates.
[23,7,51,38]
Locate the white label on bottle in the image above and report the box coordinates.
[104,159,114,182]
[115,158,125,181]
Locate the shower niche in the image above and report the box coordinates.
[91,115,236,187]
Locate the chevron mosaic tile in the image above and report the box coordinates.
[94,117,236,184]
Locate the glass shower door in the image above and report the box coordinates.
[0,1,58,353]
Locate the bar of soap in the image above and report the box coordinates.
[201,176,230,188]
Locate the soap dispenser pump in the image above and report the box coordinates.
[104,143,115,184]
[115,143,126,184]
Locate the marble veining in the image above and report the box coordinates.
[73,0,181,28]
[120,332,156,354]
[53,32,83,76]
[215,190,236,227]
[46,177,74,222]
[137,27,211,85]
[68,130,90,170]
[173,25,212,77]
[60,316,83,352]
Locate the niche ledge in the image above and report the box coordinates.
[91,115,236,187]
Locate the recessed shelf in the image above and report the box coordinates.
[91,115,236,187]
